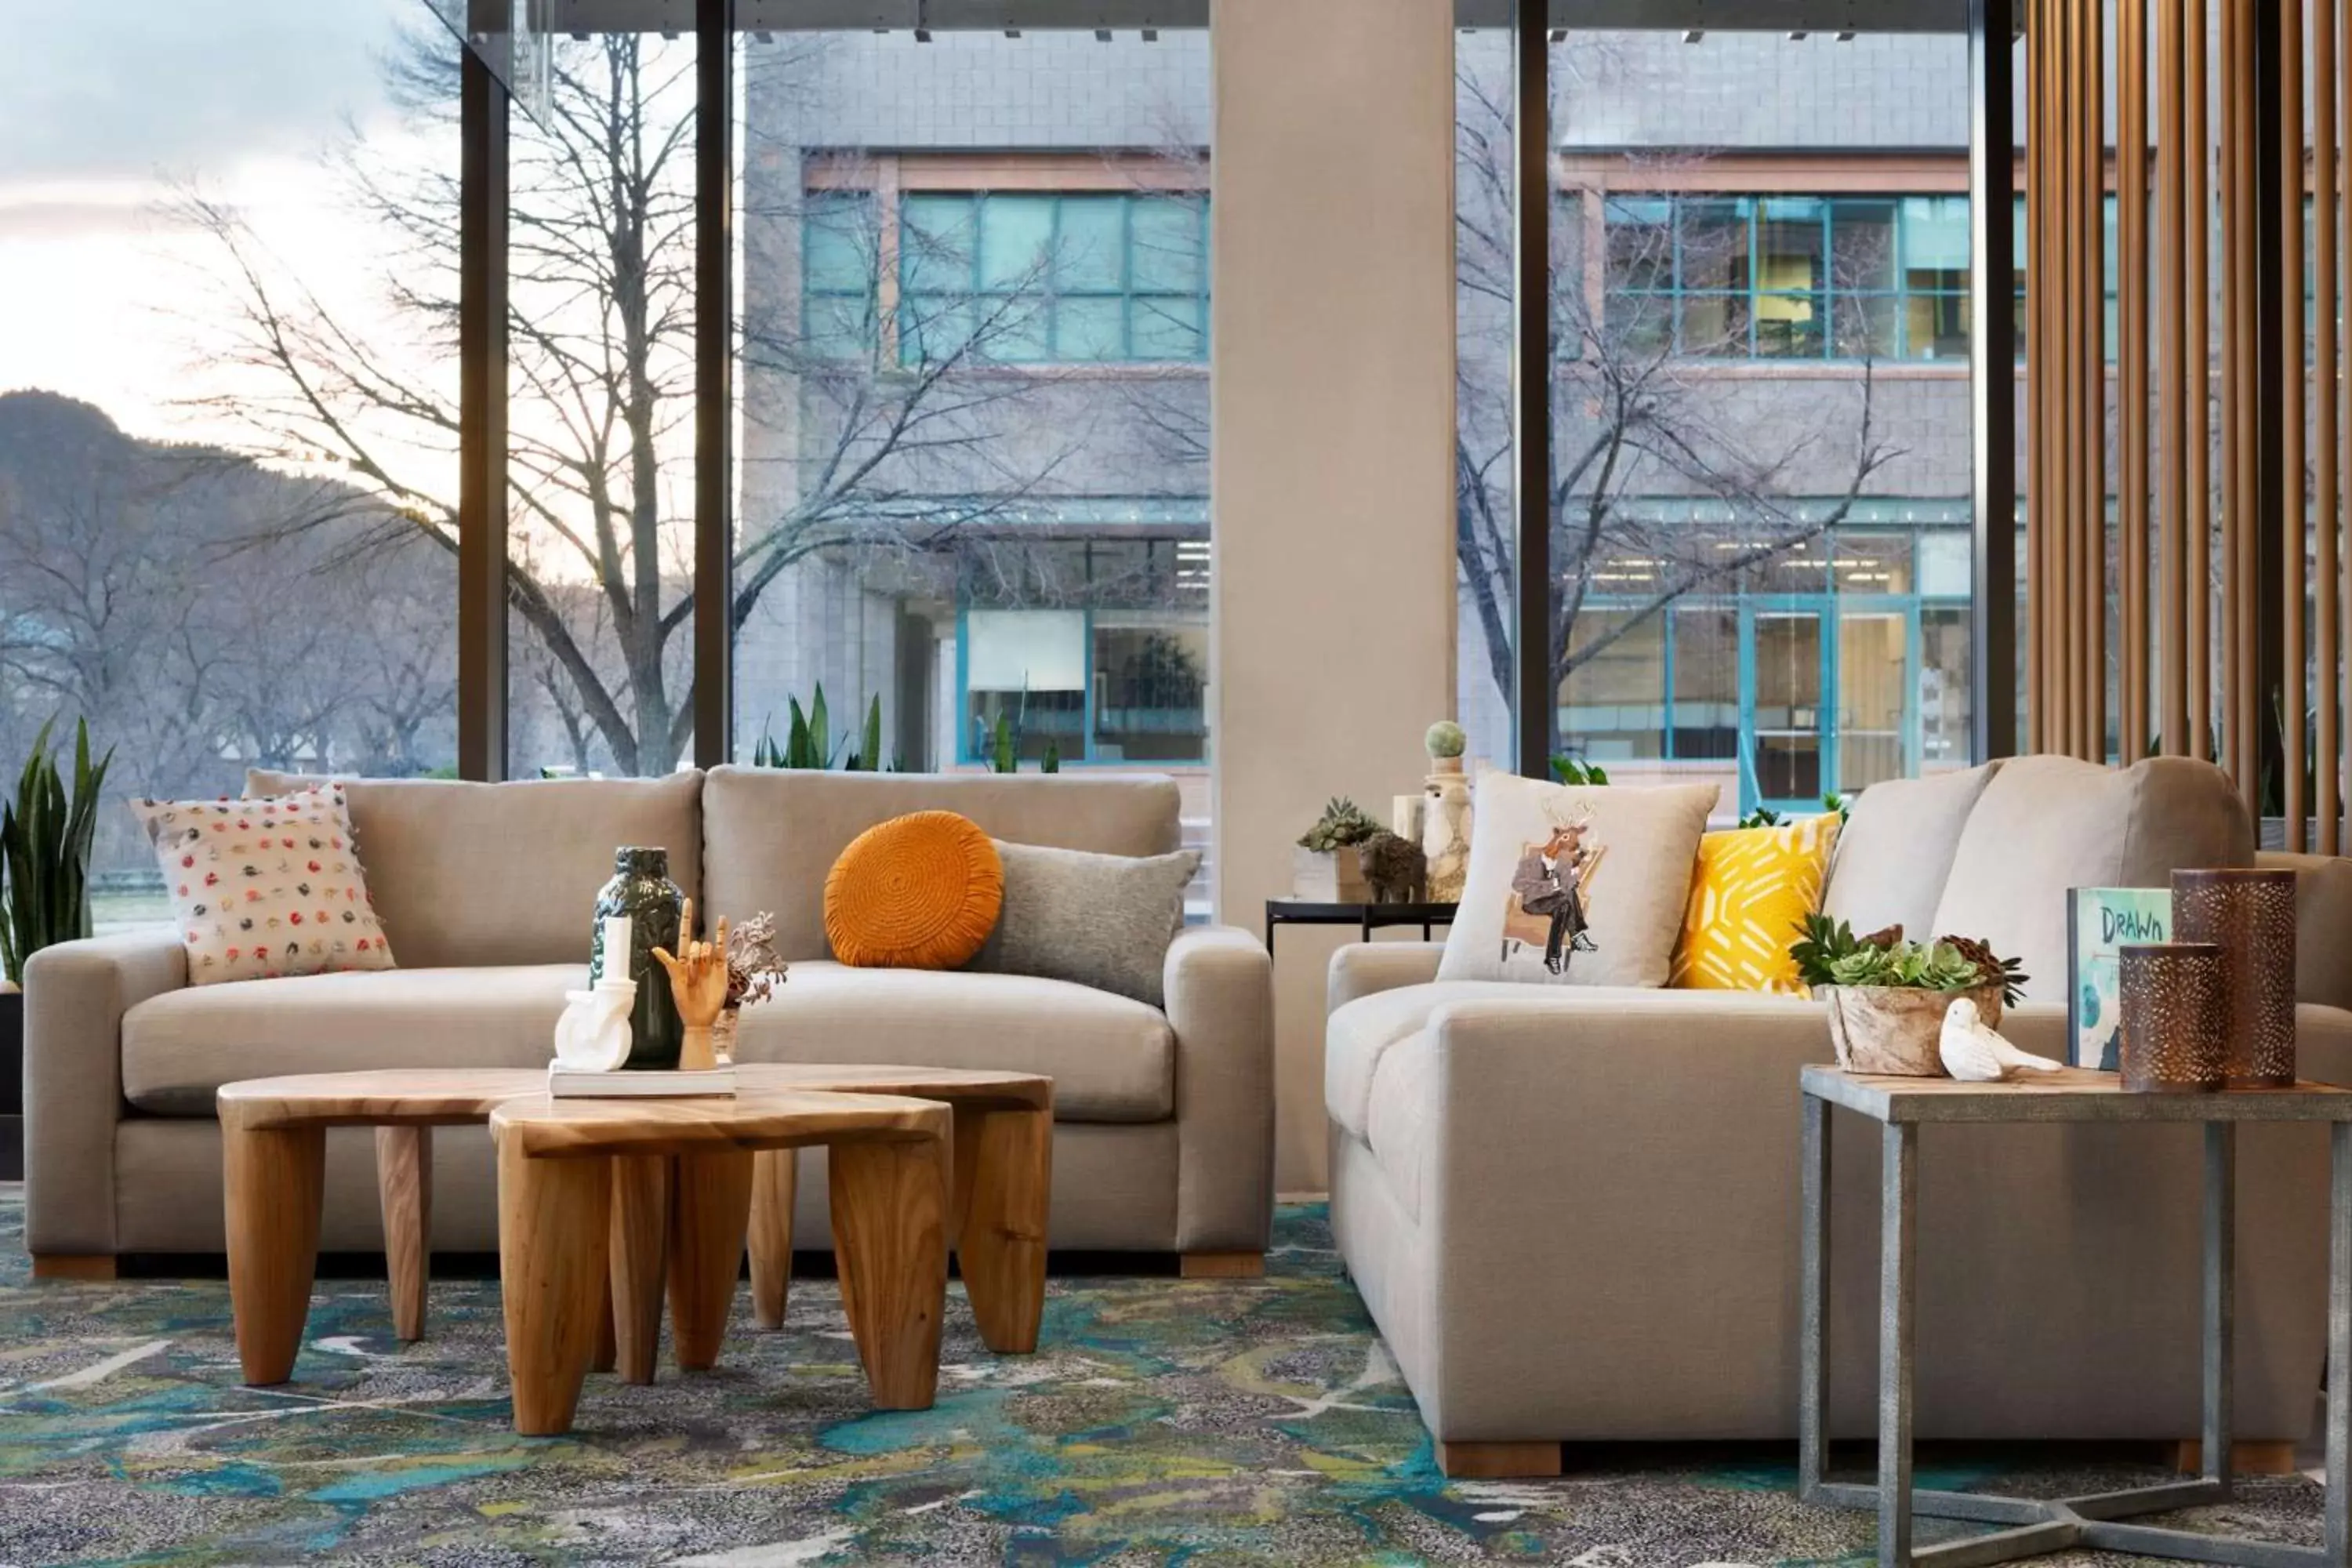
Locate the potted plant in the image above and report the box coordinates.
[1793,915,2028,1076]
[0,719,112,1179]
[1294,797,1385,902]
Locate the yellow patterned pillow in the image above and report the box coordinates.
[1668,814,1842,993]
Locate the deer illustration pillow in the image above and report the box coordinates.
[129,785,396,985]
[1437,771,1719,989]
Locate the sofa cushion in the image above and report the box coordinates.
[247,771,702,970]
[122,964,582,1115]
[968,841,1200,1007]
[1821,760,2002,939]
[2258,850,2352,1011]
[1930,755,2252,1006]
[1325,978,1609,1138]
[731,960,1172,1122]
[701,767,1181,960]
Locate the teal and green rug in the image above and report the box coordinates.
[0,1195,2324,1565]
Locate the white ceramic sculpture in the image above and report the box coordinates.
[555,914,637,1072]
[1938,996,2063,1082]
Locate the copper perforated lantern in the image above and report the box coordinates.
[2117,942,2228,1094]
[2171,868,2299,1088]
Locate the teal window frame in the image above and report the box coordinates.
[1604,193,1974,362]
[897,191,1209,368]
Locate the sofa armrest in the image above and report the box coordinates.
[24,931,187,1257]
[1164,924,1274,1252]
[1329,942,1446,1014]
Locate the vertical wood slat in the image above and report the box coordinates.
[2086,0,2110,763]
[2025,0,2043,757]
[2284,0,2310,852]
[2157,0,2189,760]
[2189,0,2213,762]
[2229,0,2261,803]
[2079,0,2098,761]
[2321,0,2343,855]
[2122,0,2151,763]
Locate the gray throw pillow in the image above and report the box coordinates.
[967,840,1202,1007]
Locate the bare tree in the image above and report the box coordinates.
[1454,53,1904,761]
[183,27,1080,775]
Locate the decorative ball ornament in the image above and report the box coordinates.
[824,811,1004,969]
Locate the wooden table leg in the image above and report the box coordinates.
[749,1149,797,1330]
[668,1149,753,1372]
[225,1120,326,1385]
[609,1154,671,1385]
[375,1125,432,1342]
[496,1139,611,1437]
[831,1134,949,1410]
[953,1105,1050,1355]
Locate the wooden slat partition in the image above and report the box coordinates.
[2024,1,2347,843]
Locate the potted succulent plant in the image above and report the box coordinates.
[1294,796,1385,902]
[1793,915,2028,1076]
[1,719,112,1179]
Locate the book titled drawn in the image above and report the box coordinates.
[2067,887,2172,1069]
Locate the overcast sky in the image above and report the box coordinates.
[0,0,430,446]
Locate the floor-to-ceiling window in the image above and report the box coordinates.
[733,27,1211,894]
[0,2,459,922]
[1456,21,1977,818]
[502,28,700,779]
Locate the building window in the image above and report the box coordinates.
[802,191,880,359]
[1605,194,1973,361]
[898,191,1208,366]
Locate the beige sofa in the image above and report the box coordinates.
[25,767,1273,1274]
[1325,754,2352,1475]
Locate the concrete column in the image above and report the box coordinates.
[1211,0,1459,1191]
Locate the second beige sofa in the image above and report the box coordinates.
[1326,755,2352,1475]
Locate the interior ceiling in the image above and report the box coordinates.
[526,0,1968,35]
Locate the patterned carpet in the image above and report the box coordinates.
[0,1192,2326,1566]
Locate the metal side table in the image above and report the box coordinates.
[1799,1063,2352,1568]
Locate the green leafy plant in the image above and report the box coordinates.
[1,718,113,986]
[1425,720,1466,759]
[990,713,1018,774]
[752,686,887,771]
[1740,793,1849,830]
[1791,913,2028,1006]
[1550,757,1610,786]
[1041,739,1061,774]
[1298,797,1385,853]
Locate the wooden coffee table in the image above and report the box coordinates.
[488,1087,951,1435]
[215,1065,1054,1420]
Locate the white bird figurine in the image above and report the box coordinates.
[1938,996,2065,1082]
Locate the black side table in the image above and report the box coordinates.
[1264,900,1458,949]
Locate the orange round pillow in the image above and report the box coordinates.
[823,810,1004,969]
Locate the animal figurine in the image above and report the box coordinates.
[653,897,732,1072]
[1938,996,2064,1082]
[1357,829,1428,905]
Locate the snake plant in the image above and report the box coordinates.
[2,718,112,985]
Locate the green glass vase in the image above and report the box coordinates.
[589,846,684,1071]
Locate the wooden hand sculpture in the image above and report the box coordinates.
[652,898,731,1072]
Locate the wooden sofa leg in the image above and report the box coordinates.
[1438,1441,1563,1479]
[1179,1250,1265,1279]
[2173,1439,2300,1476]
[32,1255,117,1281]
